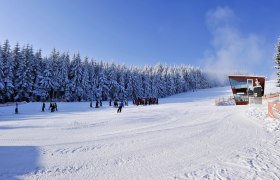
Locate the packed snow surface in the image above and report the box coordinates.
[0,81,280,180]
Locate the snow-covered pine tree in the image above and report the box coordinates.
[180,65,188,91]
[32,49,43,101]
[175,66,185,93]
[12,43,20,100]
[142,66,151,98]
[200,72,209,89]
[13,44,25,101]
[123,67,130,100]
[153,64,164,97]
[56,52,70,100]
[97,62,108,100]
[69,53,83,101]
[49,49,60,99]
[21,45,34,101]
[2,40,14,102]
[107,63,119,100]
[187,66,196,91]
[81,57,90,101]
[193,68,202,89]
[134,68,144,98]
[126,67,134,99]
[61,53,71,101]
[275,37,280,87]
[117,65,126,100]
[87,59,97,101]
[172,66,179,94]
[40,58,54,100]
[151,66,160,98]
[166,67,176,96]
[0,46,4,102]
[27,46,36,101]
[160,65,168,97]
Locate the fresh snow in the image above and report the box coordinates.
[0,81,280,180]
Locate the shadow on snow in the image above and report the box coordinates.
[0,146,40,180]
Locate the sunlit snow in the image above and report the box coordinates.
[0,81,279,180]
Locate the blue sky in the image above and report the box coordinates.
[0,0,279,78]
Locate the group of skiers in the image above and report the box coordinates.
[133,97,158,106]
[90,100,103,108]
[49,102,58,112]
[14,101,58,114]
[89,99,125,113]
[14,98,158,115]
[41,102,58,112]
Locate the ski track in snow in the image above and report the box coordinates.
[0,81,280,180]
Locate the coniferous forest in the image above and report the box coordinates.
[0,40,218,103]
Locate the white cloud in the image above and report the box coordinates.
[206,6,236,30]
[203,6,266,82]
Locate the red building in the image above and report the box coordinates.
[228,75,265,105]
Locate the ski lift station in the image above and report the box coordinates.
[228,75,265,105]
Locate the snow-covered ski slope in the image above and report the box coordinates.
[0,81,280,180]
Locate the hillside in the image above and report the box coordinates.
[0,81,279,179]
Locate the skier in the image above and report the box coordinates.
[114,100,118,108]
[42,102,45,112]
[90,101,93,108]
[54,102,58,111]
[117,101,123,113]
[144,98,148,105]
[95,100,99,108]
[15,102,19,114]
[100,100,102,107]
[51,103,55,112]
[109,99,112,106]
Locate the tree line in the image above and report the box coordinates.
[0,40,218,103]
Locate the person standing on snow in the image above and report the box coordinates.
[54,102,58,111]
[117,101,123,113]
[15,102,19,114]
[42,102,45,112]
[114,100,118,108]
[51,103,55,112]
